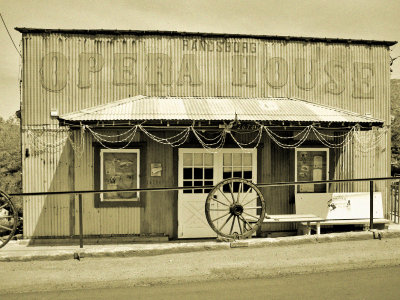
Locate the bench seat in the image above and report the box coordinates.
[300,218,390,233]
[248,214,324,235]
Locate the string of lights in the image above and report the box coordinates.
[24,122,388,155]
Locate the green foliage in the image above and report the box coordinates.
[391,79,400,175]
[0,116,22,214]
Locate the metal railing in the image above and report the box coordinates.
[3,176,400,249]
[390,180,400,224]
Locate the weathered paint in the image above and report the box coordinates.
[19,30,392,238]
[21,33,391,125]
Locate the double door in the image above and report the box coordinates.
[178,148,257,238]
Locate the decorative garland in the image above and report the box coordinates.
[24,122,388,155]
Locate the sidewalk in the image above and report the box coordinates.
[2,224,400,262]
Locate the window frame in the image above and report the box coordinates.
[294,147,329,194]
[100,148,140,202]
[93,143,145,208]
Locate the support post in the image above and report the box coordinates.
[370,180,374,230]
[79,193,83,248]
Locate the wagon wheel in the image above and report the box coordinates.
[0,191,18,249]
[205,178,266,240]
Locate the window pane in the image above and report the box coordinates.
[194,181,203,193]
[103,151,138,200]
[233,153,242,166]
[233,171,242,178]
[194,153,203,166]
[194,168,203,179]
[223,167,232,179]
[183,153,192,166]
[183,168,193,180]
[243,170,252,180]
[223,153,232,166]
[243,153,252,166]
[204,153,213,166]
[204,168,213,179]
[183,180,193,193]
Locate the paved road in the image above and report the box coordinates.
[4,266,400,299]
[1,237,400,296]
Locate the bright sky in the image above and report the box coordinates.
[1,0,400,119]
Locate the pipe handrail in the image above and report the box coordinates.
[7,176,400,197]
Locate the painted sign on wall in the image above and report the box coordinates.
[38,38,376,99]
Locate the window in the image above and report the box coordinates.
[222,152,253,192]
[100,149,140,202]
[295,148,328,193]
[182,152,214,194]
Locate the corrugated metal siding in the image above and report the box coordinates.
[22,127,72,237]
[73,130,141,235]
[21,34,390,125]
[21,32,391,236]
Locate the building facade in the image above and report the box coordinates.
[17,28,395,239]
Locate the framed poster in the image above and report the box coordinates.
[295,148,329,193]
[100,149,140,201]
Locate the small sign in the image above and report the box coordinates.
[151,163,162,177]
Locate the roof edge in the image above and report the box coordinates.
[14,27,397,47]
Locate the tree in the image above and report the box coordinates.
[391,79,400,175]
[0,115,22,214]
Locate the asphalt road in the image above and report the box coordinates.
[4,266,400,299]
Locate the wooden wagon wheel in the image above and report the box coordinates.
[205,178,266,239]
[0,191,18,249]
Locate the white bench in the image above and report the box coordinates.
[300,218,390,233]
[261,214,324,235]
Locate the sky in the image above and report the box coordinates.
[1,0,400,119]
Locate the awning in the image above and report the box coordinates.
[59,96,383,126]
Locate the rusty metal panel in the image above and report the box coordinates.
[59,96,383,124]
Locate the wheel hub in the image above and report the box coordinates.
[230,204,244,216]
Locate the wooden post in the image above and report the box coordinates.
[370,180,373,230]
[79,193,83,248]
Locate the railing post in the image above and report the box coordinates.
[79,193,83,248]
[370,180,374,230]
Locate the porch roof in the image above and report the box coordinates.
[59,96,383,126]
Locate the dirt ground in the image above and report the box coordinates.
[1,237,400,294]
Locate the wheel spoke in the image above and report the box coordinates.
[244,206,262,209]
[229,215,236,235]
[218,214,233,232]
[212,212,231,222]
[0,202,8,210]
[0,224,12,231]
[237,186,252,204]
[209,209,229,211]
[241,197,258,207]
[237,216,243,234]
[218,187,233,204]
[237,182,242,204]
[242,211,259,221]
[228,182,236,204]
[239,215,254,231]
[211,198,229,207]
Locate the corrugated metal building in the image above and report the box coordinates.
[16,28,396,239]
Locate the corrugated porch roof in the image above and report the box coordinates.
[59,96,383,125]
